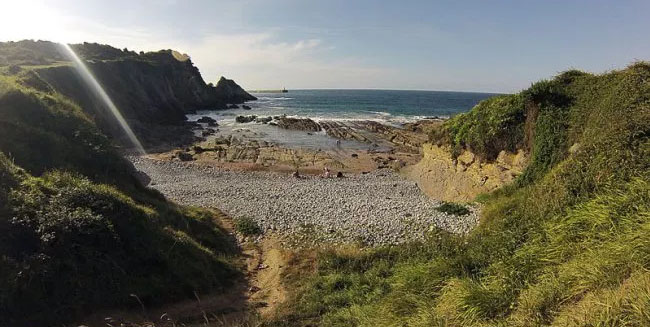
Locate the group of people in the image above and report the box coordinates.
[322,167,343,178]
[291,167,342,179]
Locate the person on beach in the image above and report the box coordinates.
[323,167,331,178]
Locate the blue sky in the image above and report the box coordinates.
[1,0,649,92]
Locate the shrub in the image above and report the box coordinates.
[432,94,526,160]
[236,216,262,236]
[436,202,471,216]
[0,167,238,325]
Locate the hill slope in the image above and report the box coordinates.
[269,63,650,326]
[0,52,239,325]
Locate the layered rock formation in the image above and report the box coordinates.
[275,117,322,131]
[404,144,527,201]
[272,118,433,153]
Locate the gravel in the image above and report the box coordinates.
[130,157,479,247]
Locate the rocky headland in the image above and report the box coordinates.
[0,40,256,149]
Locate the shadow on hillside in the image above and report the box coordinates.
[69,215,256,327]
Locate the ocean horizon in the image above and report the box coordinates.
[191,89,499,126]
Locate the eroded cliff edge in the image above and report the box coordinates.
[404,144,527,202]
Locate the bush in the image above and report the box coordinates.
[435,202,471,216]
[432,94,526,160]
[235,216,262,236]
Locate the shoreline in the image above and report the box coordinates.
[146,115,444,175]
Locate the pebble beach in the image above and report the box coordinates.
[131,156,479,246]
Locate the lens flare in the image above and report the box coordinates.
[61,43,146,154]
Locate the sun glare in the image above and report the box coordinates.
[0,1,69,43]
[61,43,146,154]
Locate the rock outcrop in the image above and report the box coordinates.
[236,115,257,123]
[197,116,218,126]
[215,76,257,103]
[275,117,322,131]
[404,144,527,202]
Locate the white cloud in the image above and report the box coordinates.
[175,34,390,89]
[0,0,391,89]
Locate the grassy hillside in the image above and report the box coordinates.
[0,72,238,325]
[269,63,650,326]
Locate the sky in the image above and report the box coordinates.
[0,0,649,93]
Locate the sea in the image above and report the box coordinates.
[187,89,498,150]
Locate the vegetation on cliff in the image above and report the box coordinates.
[269,63,650,326]
[0,69,238,325]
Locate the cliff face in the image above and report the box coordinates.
[404,144,527,201]
[0,40,256,148]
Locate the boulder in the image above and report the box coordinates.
[197,116,218,127]
[228,104,239,109]
[242,105,252,110]
[174,150,193,161]
[202,128,216,137]
[236,115,257,123]
[214,136,231,145]
[255,116,273,124]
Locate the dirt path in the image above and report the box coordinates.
[248,237,288,318]
[74,216,289,326]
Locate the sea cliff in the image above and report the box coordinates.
[0,40,256,148]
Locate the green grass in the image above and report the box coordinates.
[267,62,650,327]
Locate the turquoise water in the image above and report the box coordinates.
[187,89,499,150]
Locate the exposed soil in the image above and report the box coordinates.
[248,237,288,318]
